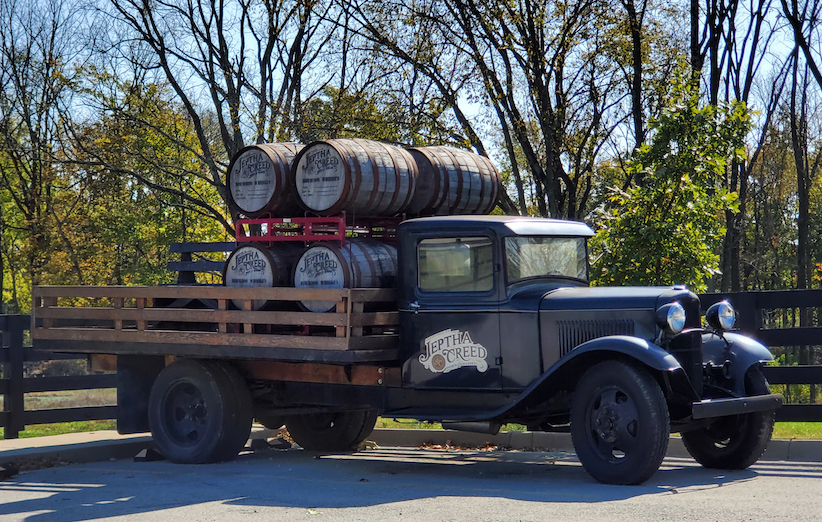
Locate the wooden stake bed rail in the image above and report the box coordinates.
[31,286,400,363]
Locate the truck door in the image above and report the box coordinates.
[399,232,502,390]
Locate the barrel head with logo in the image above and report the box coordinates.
[223,243,301,309]
[294,239,398,312]
[294,139,417,217]
[227,142,303,217]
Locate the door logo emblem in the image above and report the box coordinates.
[420,329,488,374]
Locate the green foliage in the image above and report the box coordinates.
[590,79,750,291]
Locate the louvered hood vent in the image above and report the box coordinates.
[557,319,635,357]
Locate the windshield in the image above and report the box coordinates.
[505,236,589,284]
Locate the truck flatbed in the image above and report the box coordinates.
[31,285,400,364]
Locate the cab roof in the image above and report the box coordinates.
[399,215,595,237]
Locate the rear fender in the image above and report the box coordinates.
[702,332,774,396]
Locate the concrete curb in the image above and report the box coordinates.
[2,428,821,467]
[0,428,276,467]
[367,429,822,462]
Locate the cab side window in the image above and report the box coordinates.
[418,237,494,292]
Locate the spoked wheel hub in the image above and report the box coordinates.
[588,388,639,458]
[163,382,209,446]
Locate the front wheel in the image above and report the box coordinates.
[570,360,670,485]
[286,409,377,451]
[682,367,775,469]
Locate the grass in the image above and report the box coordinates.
[772,422,822,440]
[1,389,117,441]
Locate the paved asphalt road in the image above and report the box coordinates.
[1,446,821,522]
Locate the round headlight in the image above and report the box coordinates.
[656,302,686,334]
[706,301,736,330]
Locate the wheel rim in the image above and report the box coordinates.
[162,380,209,447]
[585,385,641,462]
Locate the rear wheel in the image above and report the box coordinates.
[682,367,775,469]
[570,360,670,485]
[148,359,252,463]
[286,409,377,451]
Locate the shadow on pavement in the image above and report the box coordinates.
[1,447,820,521]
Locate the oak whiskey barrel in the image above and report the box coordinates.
[293,238,398,312]
[294,139,417,216]
[227,142,304,217]
[222,243,302,310]
[407,145,500,216]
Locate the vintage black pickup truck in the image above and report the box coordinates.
[31,215,782,485]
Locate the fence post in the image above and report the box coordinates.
[4,315,29,438]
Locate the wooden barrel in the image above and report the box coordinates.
[407,146,501,216]
[227,142,304,217]
[293,139,417,216]
[293,239,398,312]
[222,243,302,310]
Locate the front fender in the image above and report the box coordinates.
[702,331,774,396]
[560,335,682,373]
[504,335,686,418]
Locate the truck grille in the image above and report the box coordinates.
[557,319,635,356]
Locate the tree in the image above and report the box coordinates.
[0,0,78,296]
[96,0,337,225]
[590,78,749,291]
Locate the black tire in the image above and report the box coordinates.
[286,409,377,451]
[570,360,670,485]
[682,367,775,469]
[148,359,252,464]
[210,362,254,461]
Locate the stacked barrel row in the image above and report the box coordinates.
[226,138,501,218]
[223,138,502,312]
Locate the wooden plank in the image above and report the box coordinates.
[31,327,352,350]
[762,365,822,385]
[113,297,124,330]
[136,298,147,331]
[24,405,117,425]
[32,339,401,363]
[167,261,226,272]
[350,312,398,327]
[34,285,357,302]
[242,299,253,333]
[756,328,822,347]
[775,404,822,422]
[351,301,364,337]
[217,299,227,333]
[36,306,350,327]
[349,288,397,302]
[23,374,117,393]
[336,299,347,338]
[169,242,235,253]
[42,297,57,329]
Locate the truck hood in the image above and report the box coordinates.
[539,285,695,313]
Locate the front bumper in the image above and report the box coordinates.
[691,393,783,420]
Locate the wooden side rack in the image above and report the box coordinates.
[31,286,400,363]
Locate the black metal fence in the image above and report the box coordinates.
[0,314,117,439]
[703,291,822,422]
